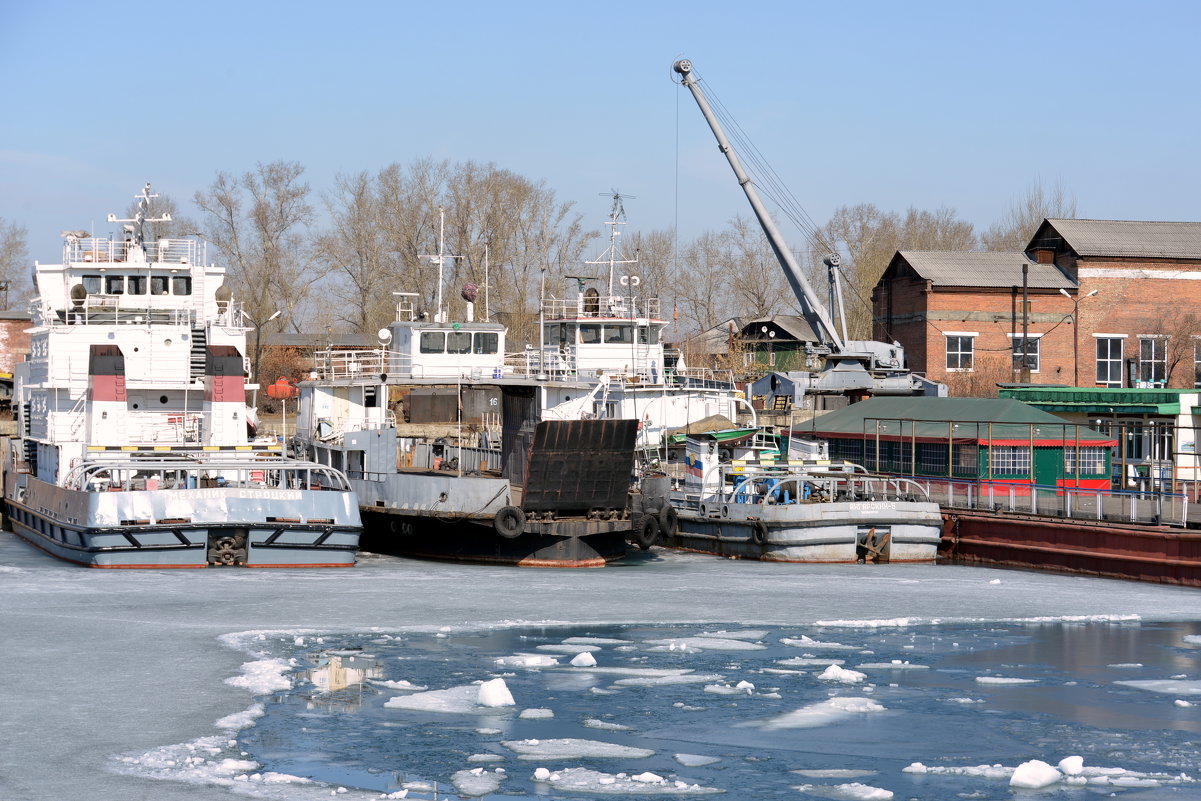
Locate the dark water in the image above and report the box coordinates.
[239,621,1201,799]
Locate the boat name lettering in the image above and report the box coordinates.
[188,489,304,501]
[848,502,897,511]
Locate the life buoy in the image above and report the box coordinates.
[657,505,679,537]
[494,506,526,539]
[750,519,769,546]
[634,515,660,550]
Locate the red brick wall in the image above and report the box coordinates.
[0,317,31,374]
[874,255,1201,390]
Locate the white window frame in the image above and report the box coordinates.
[1007,333,1043,374]
[1094,334,1126,388]
[944,331,977,372]
[1138,335,1168,386]
[1194,338,1201,389]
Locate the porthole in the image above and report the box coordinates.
[159,395,169,404]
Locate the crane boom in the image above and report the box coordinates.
[673,58,844,353]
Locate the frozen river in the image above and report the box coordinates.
[2,533,1200,800]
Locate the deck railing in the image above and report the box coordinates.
[542,295,661,321]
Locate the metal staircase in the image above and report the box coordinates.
[189,327,207,379]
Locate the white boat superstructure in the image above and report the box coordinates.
[2,184,361,567]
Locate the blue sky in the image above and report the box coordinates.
[3,0,1199,264]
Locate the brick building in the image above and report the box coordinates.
[873,219,1201,390]
[0,311,32,373]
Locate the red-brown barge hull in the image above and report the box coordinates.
[940,512,1201,587]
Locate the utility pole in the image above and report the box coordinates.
[1059,287,1101,387]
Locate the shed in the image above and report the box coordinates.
[793,396,1115,489]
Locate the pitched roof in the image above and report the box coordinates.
[798,396,1112,444]
[1040,219,1201,259]
[895,251,1074,289]
[741,315,821,343]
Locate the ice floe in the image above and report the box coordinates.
[792,769,877,778]
[583,718,634,731]
[224,659,293,694]
[675,754,721,767]
[478,678,515,707]
[758,696,885,729]
[571,651,598,667]
[855,660,928,670]
[502,738,654,760]
[780,635,857,650]
[371,679,428,691]
[530,767,722,795]
[1115,678,1201,695]
[902,758,1196,790]
[974,676,1038,684]
[818,664,867,684]
[792,781,893,800]
[451,767,505,796]
[777,656,844,666]
[536,643,602,654]
[703,680,755,695]
[494,653,559,668]
[645,637,767,652]
[519,708,554,719]
[612,672,725,687]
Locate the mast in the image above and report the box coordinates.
[672,59,845,353]
[586,192,639,297]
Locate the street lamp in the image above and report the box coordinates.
[1059,288,1100,387]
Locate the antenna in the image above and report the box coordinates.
[106,182,172,252]
[585,191,639,295]
[418,207,463,323]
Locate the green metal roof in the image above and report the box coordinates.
[800,396,1112,443]
[999,386,1198,415]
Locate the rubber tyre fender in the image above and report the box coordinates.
[494,506,526,539]
[750,519,769,546]
[634,515,660,551]
[657,505,679,537]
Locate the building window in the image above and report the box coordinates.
[1194,341,1201,389]
[1139,337,1167,386]
[1096,337,1123,387]
[945,335,974,371]
[990,445,1031,475]
[419,332,445,354]
[473,332,498,355]
[1064,446,1106,475]
[1010,336,1040,373]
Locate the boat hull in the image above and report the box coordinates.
[3,474,360,568]
[359,507,629,567]
[665,499,942,563]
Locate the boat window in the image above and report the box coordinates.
[150,276,169,295]
[171,276,192,295]
[604,324,633,344]
[638,325,660,345]
[474,332,498,354]
[104,275,125,294]
[420,332,445,354]
[580,324,601,344]
[447,331,472,354]
[127,275,146,295]
[82,275,102,294]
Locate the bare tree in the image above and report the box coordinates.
[814,204,976,339]
[1148,306,1201,387]
[0,218,29,309]
[316,170,397,334]
[982,179,1077,251]
[194,161,319,383]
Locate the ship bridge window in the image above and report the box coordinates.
[420,332,445,354]
[104,275,125,294]
[151,276,169,295]
[473,332,498,354]
[543,323,577,347]
[580,324,601,344]
[171,276,192,295]
[447,331,472,354]
[127,276,146,295]
[82,275,101,294]
[638,325,660,345]
[604,324,633,344]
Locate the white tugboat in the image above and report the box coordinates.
[2,184,361,568]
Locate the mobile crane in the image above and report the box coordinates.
[673,59,943,399]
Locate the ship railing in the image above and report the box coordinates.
[501,349,736,389]
[912,476,1191,528]
[36,297,197,327]
[63,457,352,493]
[314,348,503,381]
[698,466,930,507]
[64,237,204,266]
[542,295,661,321]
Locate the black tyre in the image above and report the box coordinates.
[494,506,526,539]
[634,515,660,550]
[657,505,679,537]
[750,519,769,546]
